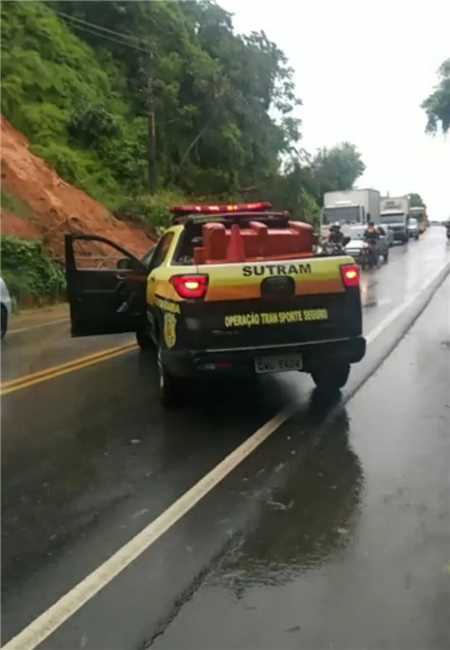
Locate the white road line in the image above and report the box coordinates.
[2,407,296,650]
[3,258,449,650]
[8,318,69,335]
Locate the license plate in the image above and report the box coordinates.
[255,353,303,374]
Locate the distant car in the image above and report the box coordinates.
[0,277,12,338]
[344,225,389,268]
[407,217,420,240]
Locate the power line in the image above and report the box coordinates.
[62,20,149,53]
[55,9,152,55]
[55,9,144,46]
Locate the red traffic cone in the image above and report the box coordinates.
[227,223,246,261]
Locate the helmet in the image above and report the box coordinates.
[330,222,341,231]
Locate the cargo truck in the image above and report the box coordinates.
[322,189,380,237]
[408,205,428,233]
[380,196,409,243]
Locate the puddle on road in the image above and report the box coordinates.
[207,403,364,593]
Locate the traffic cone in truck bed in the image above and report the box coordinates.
[227,223,246,262]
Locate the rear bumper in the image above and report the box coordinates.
[345,249,366,263]
[163,336,366,378]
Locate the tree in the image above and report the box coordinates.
[422,59,450,134]
[2,0,365,228]
[253,160,320,225]
[408,193,426,208]
[311,142,365,199]
[50,0,302,194]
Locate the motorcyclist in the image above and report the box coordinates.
[364,221,380,243]
[328,222,346,246]
[364,221,379,266]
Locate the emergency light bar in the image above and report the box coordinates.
[170,202,272,216]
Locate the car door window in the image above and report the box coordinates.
[72,238,140,271]
[148,233,173,271]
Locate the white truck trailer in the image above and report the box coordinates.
[380,196,409,243]
[323,189,380,226]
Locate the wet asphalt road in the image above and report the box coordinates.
[1,227,449,649]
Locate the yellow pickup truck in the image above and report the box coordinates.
[65,202,365,405]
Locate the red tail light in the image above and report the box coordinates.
[340,264,360,288]
[170,274,208,299]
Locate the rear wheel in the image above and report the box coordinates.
[311,362,350,393]
[360,251,369,270]
[367,247,377,268]
[383,248,389,263]
[157,345,182,407]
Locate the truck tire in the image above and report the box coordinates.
[157,345,182,407]
[311,362,350,393]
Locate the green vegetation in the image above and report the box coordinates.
[422,59,450,135]
[115,189,188,232]
[1,237,66,305]
[408,193,426,208]
[1,190,35,220]
[310,143,366,197]
[1,0,366,230]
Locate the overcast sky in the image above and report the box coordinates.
[221,0,449,219]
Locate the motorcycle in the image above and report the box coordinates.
[365,240,379,269]
[344,238,377,270]
[321,237,351,257]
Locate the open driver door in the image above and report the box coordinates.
[65,234,149,336]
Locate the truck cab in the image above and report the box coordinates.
[321,189,381,240]
[380,197,410,243]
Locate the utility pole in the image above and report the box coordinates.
[146,49,157,194]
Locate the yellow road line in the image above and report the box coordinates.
[1,342,138,396]
[3,260,450,650]
[9,317,70,334]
